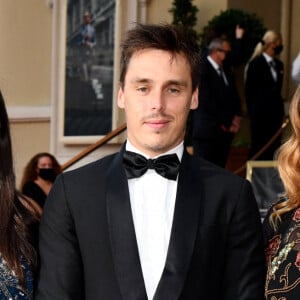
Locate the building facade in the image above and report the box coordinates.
[0,0,298,183]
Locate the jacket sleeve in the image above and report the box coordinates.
[35,174,84,300]
[223,180,266,300]
[245,60,257,114]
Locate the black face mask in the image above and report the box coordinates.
[274,45,283,56]
[39,168,56,182]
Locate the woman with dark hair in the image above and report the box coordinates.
[20,152,61,208]
[0,90,41,299]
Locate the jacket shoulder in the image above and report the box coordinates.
[249,55,265,66]
[62,152,119,179]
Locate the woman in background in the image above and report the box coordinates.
[0,90,41,299]
[263,85,300,299]
[20,152,61,208]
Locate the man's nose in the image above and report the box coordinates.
[150,90,164,111]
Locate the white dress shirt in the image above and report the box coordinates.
[126,140,183,300]
[263,52,277,81]
[207,55,228,85]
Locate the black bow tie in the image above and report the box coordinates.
[123,150,180,180]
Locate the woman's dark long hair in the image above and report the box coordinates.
[0,90,40,288]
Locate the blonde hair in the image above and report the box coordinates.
[270,86,300,227]
[249,30,281,62]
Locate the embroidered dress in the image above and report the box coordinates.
[0,255,33,300]
[263,203,300,299]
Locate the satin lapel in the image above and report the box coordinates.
[106,147,147,300]
[154,151,202,300]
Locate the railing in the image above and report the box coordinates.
[61,123,127,171]
[233,117,290,175]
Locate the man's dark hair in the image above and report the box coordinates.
[119,23,200,91]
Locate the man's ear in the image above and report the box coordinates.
[190,87,199,110]
[117,86,125,108]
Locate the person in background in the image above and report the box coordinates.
[80,11,96,49]
[245,30,285,160]
[0,90,41,299]
[192,37,242,167]
[36,23,265,300]
[184,24,244,147]
[263,85,300,299]
[20,152,61,208]
[201,24,245,68]
[79,10,96,81]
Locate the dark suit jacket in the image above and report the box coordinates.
[192,57,241,140]
[35,147,265,300]
[245,54,284,123]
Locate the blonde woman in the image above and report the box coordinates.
[245,30,284,160]
[263,85,300,299]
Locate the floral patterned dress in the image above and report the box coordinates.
[0,255,33,300]
[263,204,300,299]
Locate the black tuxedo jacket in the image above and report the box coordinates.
[245,54,284,122]
[35,147,265,300]
[192,57,241,140]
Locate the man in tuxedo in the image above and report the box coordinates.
[245,30,284,160]
[192,38,242,167]
[36,24,265,300]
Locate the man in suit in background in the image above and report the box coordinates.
[192,38,242,168]
[36,24,265,300]
[245,30,284,160]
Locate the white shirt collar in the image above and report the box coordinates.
[263,52,273,63]
[125,140,184,161]
[207,55,221,71]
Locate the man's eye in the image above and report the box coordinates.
[137,87,148,93]
[168,88,180,94]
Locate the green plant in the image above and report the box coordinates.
[169,0,200,145]
[200,9,266,63]
[169,0,200,43]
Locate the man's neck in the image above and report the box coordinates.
[125,140,184,161]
